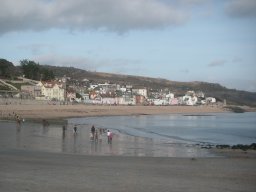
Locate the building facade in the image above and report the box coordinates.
[37,81,66,101]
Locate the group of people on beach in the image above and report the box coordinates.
[90,125,113,144]
[66,124,114,144]
[15,116,114,144]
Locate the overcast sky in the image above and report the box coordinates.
[0,0,255,92]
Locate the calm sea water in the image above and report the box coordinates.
[0,112,255,157]
[69,112,256,146]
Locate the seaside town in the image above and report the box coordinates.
[1,1,256,192]
[0,75,220,106]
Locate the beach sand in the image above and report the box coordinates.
[1,104,256,192]
[0,104,226,121]
[0,149,255,192]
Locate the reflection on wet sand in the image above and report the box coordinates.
[61,128,67,153]
[0,121,215,157]
[73,133,77,153]
[16,125,21,148]
[90,141,101,155]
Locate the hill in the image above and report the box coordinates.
[42,65,256,107]
[1,59,256,107]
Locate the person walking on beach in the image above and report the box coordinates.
[73,125,77,134]
[42,119,49,128]
[16,116,21,126]
[107,130,113,144]
[91,125,95,140]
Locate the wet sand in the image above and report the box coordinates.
[0,121,215,157]
[0,149,256,192]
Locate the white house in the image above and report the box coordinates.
[120,87,127,92]
[132,88,148,98]
[206,97,216,103]
[89,84,98,89]
[166,93,175,99]
[182,95,198,106]
[37,81,66,101]
[152,99,168,106]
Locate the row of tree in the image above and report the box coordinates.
[20,60,55,81]
[0,59,19,78]
[0,58,55,81]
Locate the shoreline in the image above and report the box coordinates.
[1,105,256,191]
[1,104,228,122]
[1,104,256,158]
[0,105,255,158]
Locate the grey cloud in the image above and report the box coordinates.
[0,0,191,34]
[225,0,256,18]
[208,60,227,67]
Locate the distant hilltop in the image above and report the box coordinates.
[1,58,256,107]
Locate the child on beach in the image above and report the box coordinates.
[107,130,113,144]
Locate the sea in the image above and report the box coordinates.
[0,112,255,157]
[69,112,256,146]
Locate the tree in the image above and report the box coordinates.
[20,59,40,80]
[0,59,19,78]
[20,59,55,81]
[40,68,55,81]
[76,92,82,99]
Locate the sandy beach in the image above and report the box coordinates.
[0,149,256,192]
[0,104,226,121]
[1,104,256,192]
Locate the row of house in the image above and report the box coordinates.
[20,80,217,106]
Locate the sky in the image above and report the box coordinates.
[0,0,256,92]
